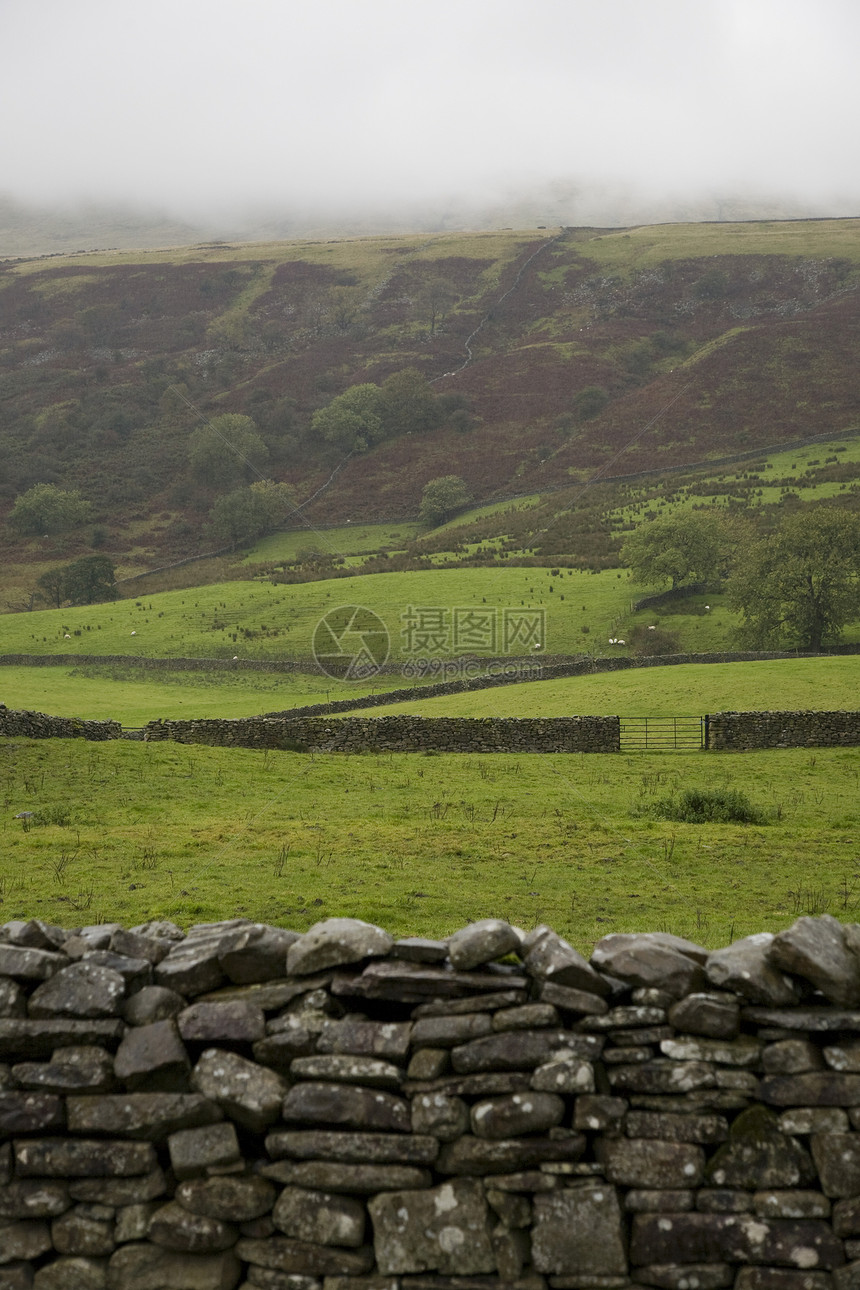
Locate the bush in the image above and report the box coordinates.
[648,787,769,825]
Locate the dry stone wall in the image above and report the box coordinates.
[708,712,860,752]
[141,715,620,754]
[0,706,120,742]
[6,913,860,1288]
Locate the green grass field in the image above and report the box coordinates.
[343,657,860,720]
[0,567,637,662]
[1,738,857,952]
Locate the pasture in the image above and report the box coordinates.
[1,738,858,953]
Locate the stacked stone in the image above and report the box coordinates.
[0,707,119,742]
[141,715,620,754]
[6,914,860,1288]
[707,713,860,752]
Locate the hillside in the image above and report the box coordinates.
[1,218,859,589]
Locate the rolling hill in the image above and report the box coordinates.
[1,218,859,592]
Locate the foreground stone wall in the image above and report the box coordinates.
[709,712,860,751]
[6,912,860,1288]
[141,715,620,754]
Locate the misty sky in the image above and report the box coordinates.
[3,0,859,222]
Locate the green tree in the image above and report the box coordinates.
[8,484,93,536]
[621,510,740,590]
[205,480,297,548]
[188,415,269,487]
[379,368,442,437]
[419,475,472,526]
[728,507,860,651]
[37,555,117,607]
[310,384,385,453]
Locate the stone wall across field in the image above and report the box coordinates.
[0,705,120,742]
[141,714,620,754]
[709,711,860,751]
[7,913,860,1287]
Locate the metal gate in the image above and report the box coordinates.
[619,716,706,751]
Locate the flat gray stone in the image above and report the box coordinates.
[288,1054,402,1089]
[523,928,609,997]
[451,1029,601,1073]
[272,1185,365,1248]
[68,1169,167,1206]
[599,1139,706,1188]
[470,1091,565,1139]
[411,1014,493,1048]
[177,1000,266,1044]
[625,1111,729,1144]
[122,986,186,1027]
[411,1092,469,1141]
[608,1060,716,1094]
[66,1093,222,1139]
[218,924,299,984]
[769,915,860,1007]
[763,1039,825,1075]
[592,933,707,998]
[0,1218,53,1263]
[106,1244,242,1289]
[0,945,69,981]
[761,1073,860,1106]
[51,1204,115,1257]
[447,920,520,970]
[14,1138,157,1178]
[114,1019,190,1093]
[435,1133,585,1175]
[175,1175,276,1222]
[629,1212,845,1269]
[368,1178,495,1276]
[0,1092,64,1134]
[0,1020,124,1061]
[233,1235,373,1275]
[260,1161,432,1193]
[0,1179,71,1219]
[33,1255,110,1290]
[706,935,800,1006]
[264,1129,438,1164]
[315,1019,412,1061]
[281,1081,409,1133]
[668,992,741,1039]
[754,1191,831,1219]
[287,919,393,977]
[147,1201,238,1254]
[635,1264,734,1290]
[660,1035,762,1067]
[12,1045,115,1093]
[532,1186,627,1275]
[167,1123,241,1181]
[191,1049,287,1132]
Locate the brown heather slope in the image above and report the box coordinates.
[0,221,858,567]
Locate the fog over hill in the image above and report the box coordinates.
[3,186,855,261]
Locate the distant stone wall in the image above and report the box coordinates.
[709,710,860,751]
[5,911,860,1287]
[0,704,120,742]
[142,714,620,754]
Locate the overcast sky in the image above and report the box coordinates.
[3,0,859,223]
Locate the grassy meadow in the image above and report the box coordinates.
[344,657,860,720]
[1,737,858,954]
[0,567,638,663]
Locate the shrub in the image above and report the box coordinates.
[647,787,769,825]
